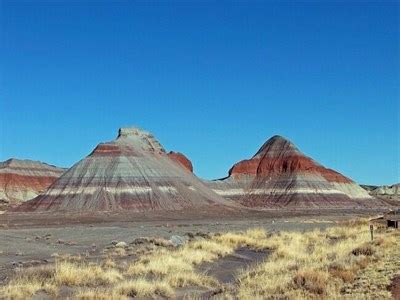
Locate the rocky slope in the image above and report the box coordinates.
[0,159,64,207]
[13,128,233,212]
[167,152,193,173]
[206,135,380,208]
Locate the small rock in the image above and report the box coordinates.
[169,235,188,247]
[152,238,173,247]
[115,241,127,248]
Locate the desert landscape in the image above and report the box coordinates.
[1,1,398,299]
[0,127,399,299]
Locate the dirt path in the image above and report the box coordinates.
[174,247,270,299]
[199,247,270,284]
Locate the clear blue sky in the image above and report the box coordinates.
[1,1,399,185]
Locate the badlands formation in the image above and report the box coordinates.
[0,159,64,208]
[206,135,376,208]
[14,128,233,212]
[368,183,400,202]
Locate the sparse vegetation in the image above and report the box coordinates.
[234,221,400,299]
[1,265,57,299]
[55,261,123,286]
[1,220,399,299]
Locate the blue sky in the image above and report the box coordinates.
[1,1,399,185]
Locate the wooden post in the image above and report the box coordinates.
[370,224,374,241]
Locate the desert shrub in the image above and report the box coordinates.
[352,244,374,256]
[330,269,354,283]
[15,265,55,281]
[293,270,328,295]
[1,265,57,298]
[55,261,122,287]
[76,288,126,299]
[114,278,174,298]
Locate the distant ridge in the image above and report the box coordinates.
[0,159,64,206]
[362,183,400,202]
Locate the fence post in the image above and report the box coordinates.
[370,224,374,241]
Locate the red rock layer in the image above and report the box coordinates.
[0,159,64,205]
[0,174,57,191]
[230,136,352,184]
[231,156,352,183]
[13,128,233,213]
[167,152,193,173]
[206,135,376,208]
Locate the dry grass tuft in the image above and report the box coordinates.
[293,270,328,294]
[329,266,355,283]
[1,261,123,299]
[76,288,126,300]
[126,243,222,290]
[114,278,174,298]
[352,244,375,256]
[55,261,123,287]
[213,228,270,250]
[102,257,117,269]
[1,265,57,299]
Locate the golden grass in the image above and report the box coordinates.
[126,239,228,289]
[55,261,123,286]
[234,222,400,299]
[1,265,57,299]
[1,261,123,299]
[214,228,271,249]
[76,288,126,300]
[2,219,398,299]
[76,278,174,299]
[114,278,174,297]
[340,232,400,299]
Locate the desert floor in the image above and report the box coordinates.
[0,210,379,282]
[0,209,398,299]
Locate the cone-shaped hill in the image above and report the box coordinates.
[14,128,233,212]
[206,135,378,208]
